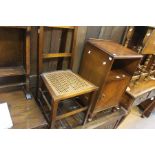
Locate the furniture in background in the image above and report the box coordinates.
[121,80,155,117]
[122,26,155,85]
[121,26,155,117]
[122,26,155,53]
[37,26,98,128]
[0,26,47,128]
[0,26,31,99]
[138,97,155,118]
[79,39,142,119]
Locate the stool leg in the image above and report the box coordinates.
[83,91,96,125]
[51,100,59,128]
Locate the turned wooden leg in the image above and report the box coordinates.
[51,100,59,128]
[83,91,97,125]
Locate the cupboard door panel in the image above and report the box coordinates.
[95,77,130,112]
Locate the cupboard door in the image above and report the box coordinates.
[95,77,129,113]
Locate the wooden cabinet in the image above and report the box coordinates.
[79,39,142,117]
[0,27,31,99]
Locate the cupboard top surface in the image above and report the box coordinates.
[88,39,142,59]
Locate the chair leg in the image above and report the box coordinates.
[51,100,59,128]
[83,91,96,125]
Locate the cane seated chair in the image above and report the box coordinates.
[37,26,98,128]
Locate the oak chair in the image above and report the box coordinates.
[37,26,98,128]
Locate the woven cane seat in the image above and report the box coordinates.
[42,70,97,101]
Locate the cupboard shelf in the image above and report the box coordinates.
[108,69,130,81]
[0,66,25,78]
[0,82,26,89]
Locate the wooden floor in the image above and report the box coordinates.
[0,90,126,129]
[0,90,48,129]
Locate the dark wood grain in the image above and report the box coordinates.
[57,29,68,69]
[0,27,24,67]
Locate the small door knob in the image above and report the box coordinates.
[88,50,91,54]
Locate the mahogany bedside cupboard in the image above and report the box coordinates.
[79,39,142,119]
